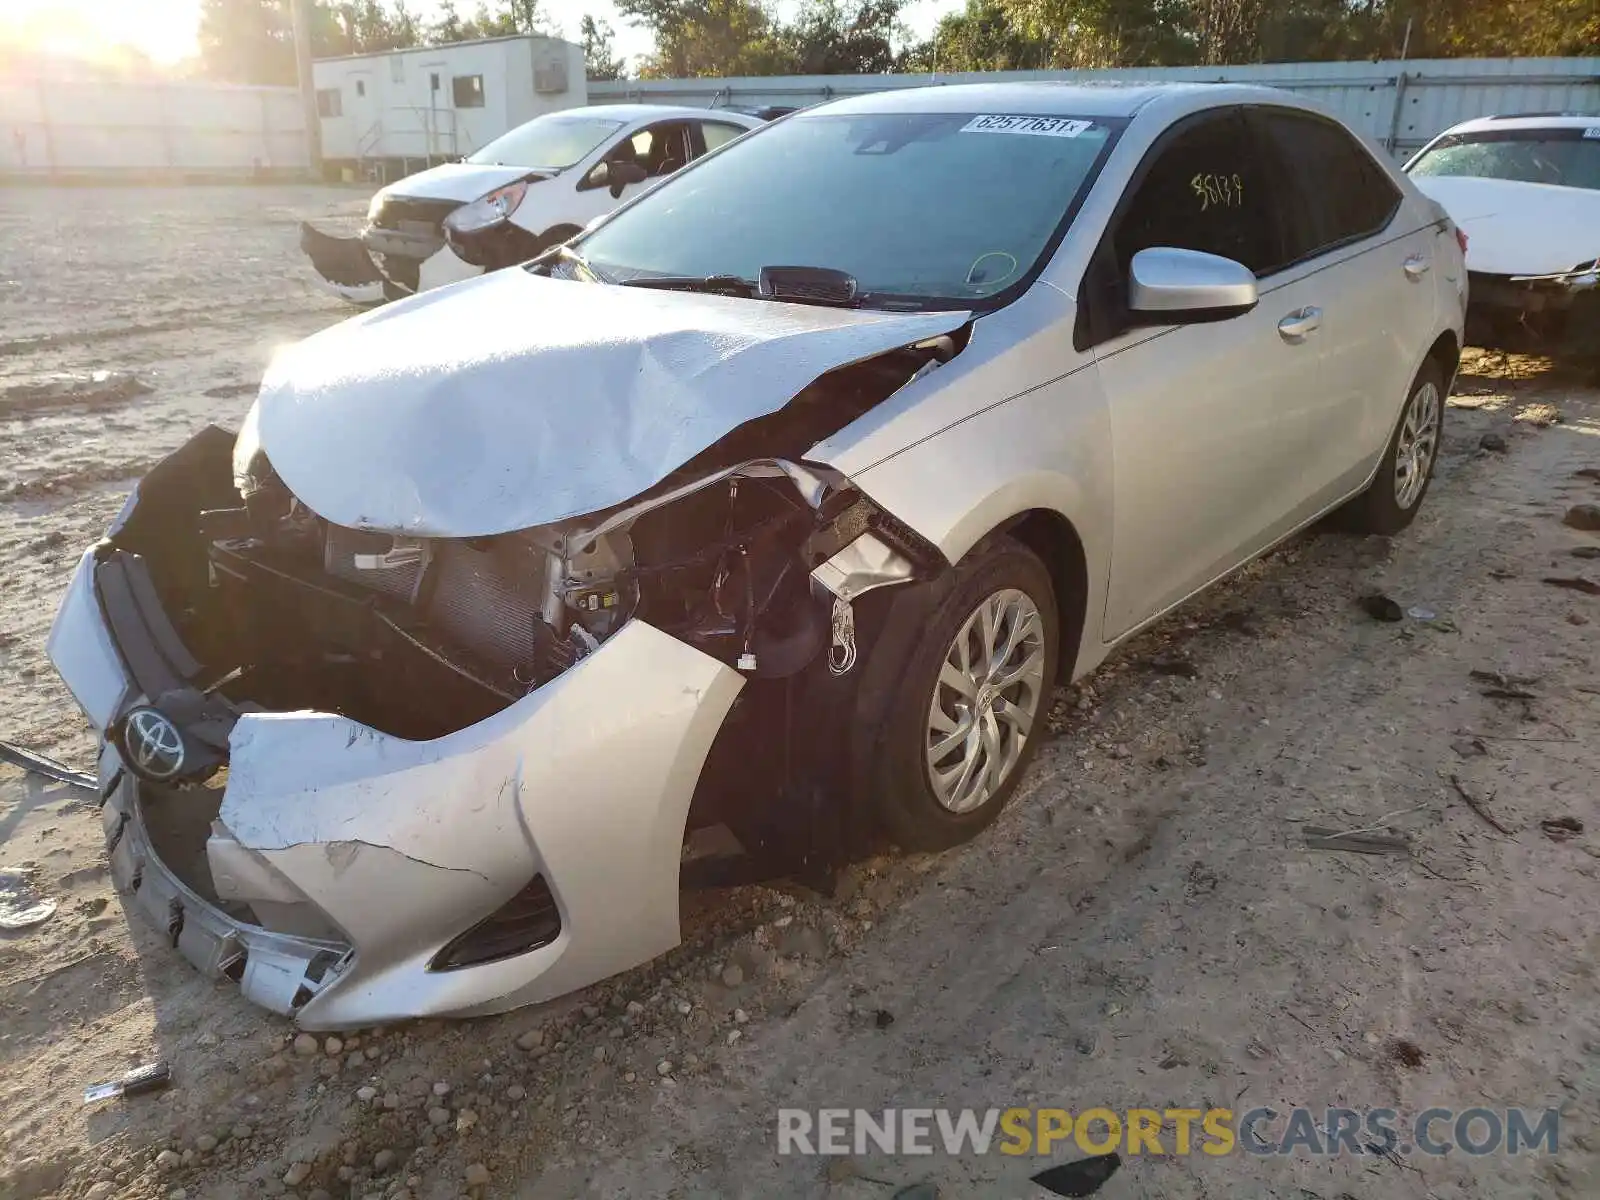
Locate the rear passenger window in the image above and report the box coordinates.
[701,122,749,153]
[1255,109,1401,263]
[1113,111,1281,277]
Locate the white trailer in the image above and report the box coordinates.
[312,34,586,179]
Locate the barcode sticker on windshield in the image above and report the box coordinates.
[960,115,1093,138]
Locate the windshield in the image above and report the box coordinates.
[575,111,1120,308]
[1409,128,1600,191]
[467,115,625,169]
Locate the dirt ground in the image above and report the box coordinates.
[2,185,1598,1200]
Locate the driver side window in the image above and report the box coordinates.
[1113,111,1281,277]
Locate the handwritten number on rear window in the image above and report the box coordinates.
[1191,173,1244,211]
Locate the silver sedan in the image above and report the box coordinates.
[48,82,1465,1027]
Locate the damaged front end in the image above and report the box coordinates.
[1467,259,1600,355]
[48,327,958,1027]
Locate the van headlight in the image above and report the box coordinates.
[445,181,529,235]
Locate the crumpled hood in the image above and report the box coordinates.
[380,161,544,205]
[255,269,969,536]
[1411,176,1600,276]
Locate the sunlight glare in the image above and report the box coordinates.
[1,0,201,66]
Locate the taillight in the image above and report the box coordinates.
[1454,226,1469,256]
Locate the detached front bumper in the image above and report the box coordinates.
[50,550,743,1029]
[299,222,482,304]
[1469,268,1599,315]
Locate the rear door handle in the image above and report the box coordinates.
[1404,254,1431,280]
[1277,306,1322,343]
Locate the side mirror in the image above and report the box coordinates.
[1128,247,1257,324]
[606,160,647,197]
[588,159,648,197]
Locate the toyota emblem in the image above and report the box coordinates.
[121,707,187,782]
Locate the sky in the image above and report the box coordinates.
[0,0,966,70]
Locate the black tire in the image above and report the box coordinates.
[871,536,1060,852]
[1340,358,1446,535]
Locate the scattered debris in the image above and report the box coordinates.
[0,740,96,790]
[1303,827,1411,855]
[1471,670,1539,700]
[1540,817,1584,842]
[873,1009,896,1029]
[1479,432,1508,453]
[1571,546,1600,560]
[1513,402,1561,427]
[0,370,152,416]
[1146,656,1199,678]
[82,1061,173,1105]
[0,867,57,930]
[1564,504,1600,532]
[1450,775,1513,835]
[1542,575,1600,596]
[202,381,258,399]
[1388,1039,1426,1069]
[1407,605,1438,621]
[1469,669,1538,689]
[1450,737,1488,758]
[1030,1153,1122,1198]
[1357,592,1404,623]
[1488,567,1518,580]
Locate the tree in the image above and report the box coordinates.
[784,0,904,73]
[619,0,794,77]
[582,15,627,79]
[468,1,521,37]
[429,0,469,43]
[899,0,1053,71]
[198,0,296,84]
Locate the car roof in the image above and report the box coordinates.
[562,103,760,126]
[1438,113,1599,136]
[808,81,1317,121]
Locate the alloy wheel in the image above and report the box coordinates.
[926,587,1048,814]
[1394,380,1440,510]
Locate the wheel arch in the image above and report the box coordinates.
[1424,328,1460,390]
[999,508,1090,683]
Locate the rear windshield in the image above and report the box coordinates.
[1408,127,1600,191]
[576,111,1122,309]
[467,115,624,169]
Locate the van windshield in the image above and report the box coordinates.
[467,116,624,169]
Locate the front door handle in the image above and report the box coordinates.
[1277,306,1322,343]
[1404,254,1431,280]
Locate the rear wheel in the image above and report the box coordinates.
[872,537,1059,851]
[1341,359,1445,535]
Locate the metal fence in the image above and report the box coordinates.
[591,56,1600,159]
[1,77,310,180]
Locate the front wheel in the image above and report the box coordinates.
[872,537,1059,851]
[1341,359,1445,535]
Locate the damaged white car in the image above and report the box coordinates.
[1406,113,1600,354]
[300,104,764,304]
[49,83,1463,1029]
